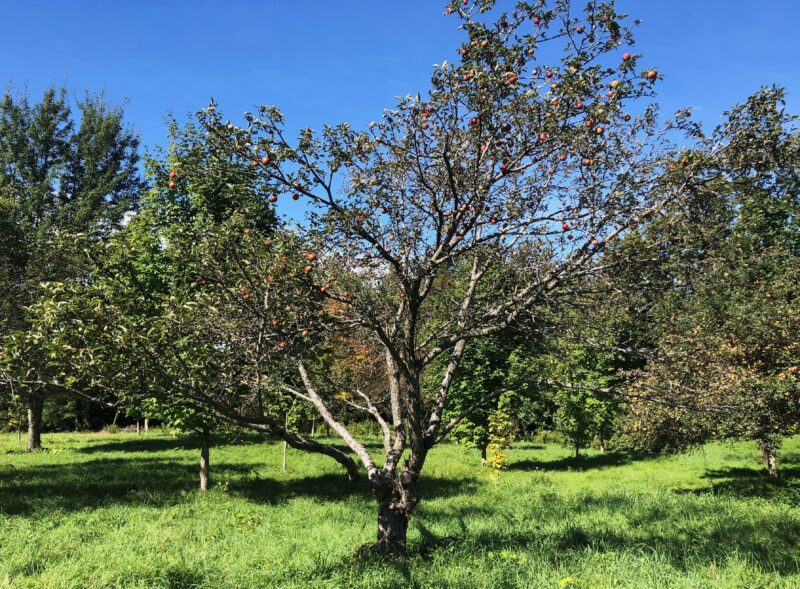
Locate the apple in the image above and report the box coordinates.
[646,69,658,81]
[489,218,498,225]
[168,171,176,179]
[168,181,176,189]
[622,52,631,61]
[559,153,567,161]
[624,114,631,121]
[278,341,287,349]
[607,91,614,98]
[575,101,584,109]
[505,73,518,84]
[500,163,509,174]
[582,158,592,166]
[304,252,317,261]
[551,98,560,107]
[251,160,259,167]
[576,25,585,33]
[269,194,278,202]
[292,192,299,200]
[596,126,605,134]
[304,265,313,274]
[539,132,548,141]
[534,16,541,25]
[562,222,569,231]
[545,70,553,79]
[481,39,488,47]
[610,80,619,88]
[261,155,270,165]
[294,181,302,189]
[301,329,309,337]
[470,116,479,126]
[501,123,511,132]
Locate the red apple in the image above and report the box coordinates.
[489,218,497,225]
[539,132,548,142]
[500,163,509,174]
[545,70,553,79]
[622,52,631,61]
[646,69,658,81]
[576,25,585,34]
[261,155,270,165]
[168,171,176,179]
[303,265,313,274]
[534,16,541,25]
[559,153,567,161]
[269,194,278,202]
[470,116,479,126]
[624,114,631,121]
[562,222,569,231]
[168,181,176,189]
[291,193,299,200]
[575,101,583,109]
[304,252,317,261]
[596,126,605,134]
[501,123,511,132]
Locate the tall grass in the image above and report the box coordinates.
[1,432,798,588]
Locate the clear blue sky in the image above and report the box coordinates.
[2,0,798,151]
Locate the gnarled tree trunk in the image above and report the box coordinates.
[26,396,43,452]
[375,474,417,556]
[199,429,211,491]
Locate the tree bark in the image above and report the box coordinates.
[598,432,606,454]
[375,476,416,556]
[144,418,149,433]
[759,440,779,479]
[480,445,487,466]
[199,430,211,491]
[575,444,580,459]
[26,396,43,452]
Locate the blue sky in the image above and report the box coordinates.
[2,0,798,152]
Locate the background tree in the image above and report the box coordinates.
[0,86,143,449]
[624,88,800,476]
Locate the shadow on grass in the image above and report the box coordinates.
[0,453,482,518]
[679,465,800,505]
[75,434,386,455]
[508,451,632,472]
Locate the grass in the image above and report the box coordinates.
[1,432,799,588]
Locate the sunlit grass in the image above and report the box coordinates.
[1,431,798,588]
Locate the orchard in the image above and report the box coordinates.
[0,1,798,586]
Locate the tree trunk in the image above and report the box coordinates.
[199,430,211,491]
[598,432,606,454]
[374,471,418,557]
[759,440,779,479]
[144,418,149,433]
[480,445,487,466]
[26,396,43,452]
[282,413,289,471]
[136,421,140,435]
[575,444,580,459]
[377,497,410,556]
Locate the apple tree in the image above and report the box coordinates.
[155,0,731,555]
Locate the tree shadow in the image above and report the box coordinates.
[75,434,386,455]
[508,451,632,472]
[322,490,800,577]
[677,465,800,504]
[0,452,483,518]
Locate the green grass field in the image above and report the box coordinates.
[1,432,798,588]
